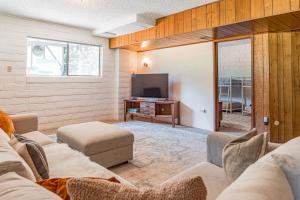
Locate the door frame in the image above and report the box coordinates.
[213,35,255,131]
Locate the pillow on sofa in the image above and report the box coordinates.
[272,154,300,200]
[0,128,10,142]
[217,161,293,200]
[0,172,61,200]
[37,177,120,200]
[222,129,269,182]
[0,111,15,138]
[0,132,36,181]
[67,176,207,200]
[10,134,49,181]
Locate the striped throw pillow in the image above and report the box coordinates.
[9,134,49,181]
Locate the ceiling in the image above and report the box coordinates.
[0,0,217,37]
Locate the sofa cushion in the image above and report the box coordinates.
[222,131,268,182]
[217,161,293,200]
[207,132,238,167]
[10,134,49,181]
[0,132,36,181]
[22,131,54,146]
[163,162,229,200]
[67,176,207,200]
[0,172,61,200]
[272,154,300,200]
[57,121,134,155]
[259,137,300,162]
[0,128,10,142]
[10,113,38,135]
[217,137,300,200]
[258,137,300,200]
[43,143,133,186]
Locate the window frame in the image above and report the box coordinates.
[27,37,103,77]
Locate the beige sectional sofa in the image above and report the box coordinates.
[165,132,297,200]
[1,113,298,200]
[0,114,133,199]
[10,114,133,184]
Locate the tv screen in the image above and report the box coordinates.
[131,74,169,98]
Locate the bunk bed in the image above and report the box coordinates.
[242,77,252,115]
[219,76,252,114]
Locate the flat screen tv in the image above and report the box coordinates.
[131,74,169,98]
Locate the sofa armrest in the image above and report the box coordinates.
[10,113,38,134]
[207,132,238,167]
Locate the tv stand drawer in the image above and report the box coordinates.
[140,102,155,115]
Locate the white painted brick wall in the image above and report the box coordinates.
[114,49,137,120]
[0,14,118,130]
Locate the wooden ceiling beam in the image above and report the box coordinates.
[109,0,300,52]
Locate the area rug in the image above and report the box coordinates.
[48,121,211,188]
[109,121,210,188]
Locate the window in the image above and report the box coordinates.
[27,38,101,76]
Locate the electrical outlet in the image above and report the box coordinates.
[200,109,207,114]
[6,66,12,72]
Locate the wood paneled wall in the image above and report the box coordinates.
[269,31,300,142]
[253,33,270,133]
[110,0,300,50]
[254,31,300,143]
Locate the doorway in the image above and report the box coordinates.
[215,38,253,132]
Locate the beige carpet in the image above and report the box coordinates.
[110,121,211,188]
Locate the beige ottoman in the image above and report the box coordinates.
[57,121,134,168]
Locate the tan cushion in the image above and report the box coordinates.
[10,113,38,134]
[0,172,61,200]
[0,128,10,142]
[261,137,300,200]
[217,161,293,200]
[57,121,134,155]
[0,132,36,181]
[10,134,49,181]
[216,137,300,200]
[43,143,133,186]
[260,136,300,162]
[163,162,229,200]
[271,154,300,199]
[67,176,207,200]
[23,131,54,146]
[222,130,268,182]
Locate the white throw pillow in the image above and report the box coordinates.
[0,133,35,181]
[0,129,10,142]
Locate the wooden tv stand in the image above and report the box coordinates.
[124,99,180,127]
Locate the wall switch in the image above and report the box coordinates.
[263,117,269,125]
[6,66,12,72]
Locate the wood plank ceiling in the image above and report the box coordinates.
[109,0,300,52]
